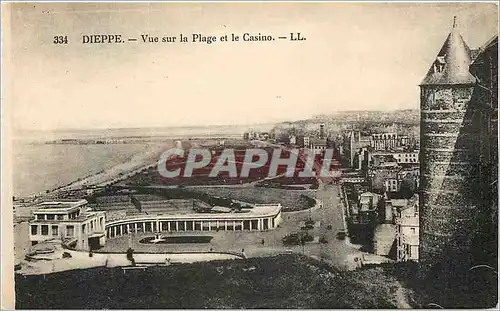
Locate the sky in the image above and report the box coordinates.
[3,2,498,130]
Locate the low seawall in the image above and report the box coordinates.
[17,249,245,276]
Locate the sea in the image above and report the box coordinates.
[13,142,154,197]
[11,124,267,197]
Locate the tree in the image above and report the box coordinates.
[399,173,417,199]
[370,173,385,193]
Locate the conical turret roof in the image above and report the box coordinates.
[420,17,476,86]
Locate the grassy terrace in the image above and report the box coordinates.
[15,254,497,309]
[92,185,316,213]
[187,187,316,212]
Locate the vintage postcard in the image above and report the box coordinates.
[1,2,498,309]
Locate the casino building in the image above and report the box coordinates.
[29,199,106,251]
[29,199,283,248]
[104,203,283,238]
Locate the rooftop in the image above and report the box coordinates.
[470,35,498,74]
[375,162,400,169]
[108,204,282,223]
[35,199,88,213]
[309,138,328,146]
[390,199,408,207]
[360,191,379,198]
[420,17,476,86]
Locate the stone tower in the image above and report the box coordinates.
[419,17,479,268]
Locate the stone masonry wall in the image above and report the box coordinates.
[419,84,477,267]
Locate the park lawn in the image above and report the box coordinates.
[188,187,315,212]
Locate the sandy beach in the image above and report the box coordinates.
[44,142,173,196]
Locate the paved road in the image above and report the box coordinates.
[310,182,363,269]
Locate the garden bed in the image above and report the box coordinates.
[139,236,213,244]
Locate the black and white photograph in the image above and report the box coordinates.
[1,2,498,309]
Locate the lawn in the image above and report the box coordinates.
[188,187,315,212]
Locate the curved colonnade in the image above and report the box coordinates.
[104,204,283,238]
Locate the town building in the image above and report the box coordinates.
[392,151,419,165]
[370,153,392,166]
[370,193,419,261]
[368,132,419,153]
[297,135,311,148]
[399,135,410,146]
[353,147,370,171]
[368,151,419,195]
[370,133,399,151]
[29,199,106,251]
[308,138,328,155]
[351,191,382,224]
[384,178,399,193]
[367,162,401,193]
[369,150,419,166]
[393,194,419,262]
[340,170,366,184]
[345,131,371,167]
[302,136,310,148]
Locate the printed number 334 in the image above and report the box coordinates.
[53,35,68,44]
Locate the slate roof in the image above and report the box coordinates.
[421,18,476,86]
[470,35,498,68]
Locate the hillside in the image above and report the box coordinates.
[15,254,497,309]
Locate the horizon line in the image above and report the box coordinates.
[13,107,419,133]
